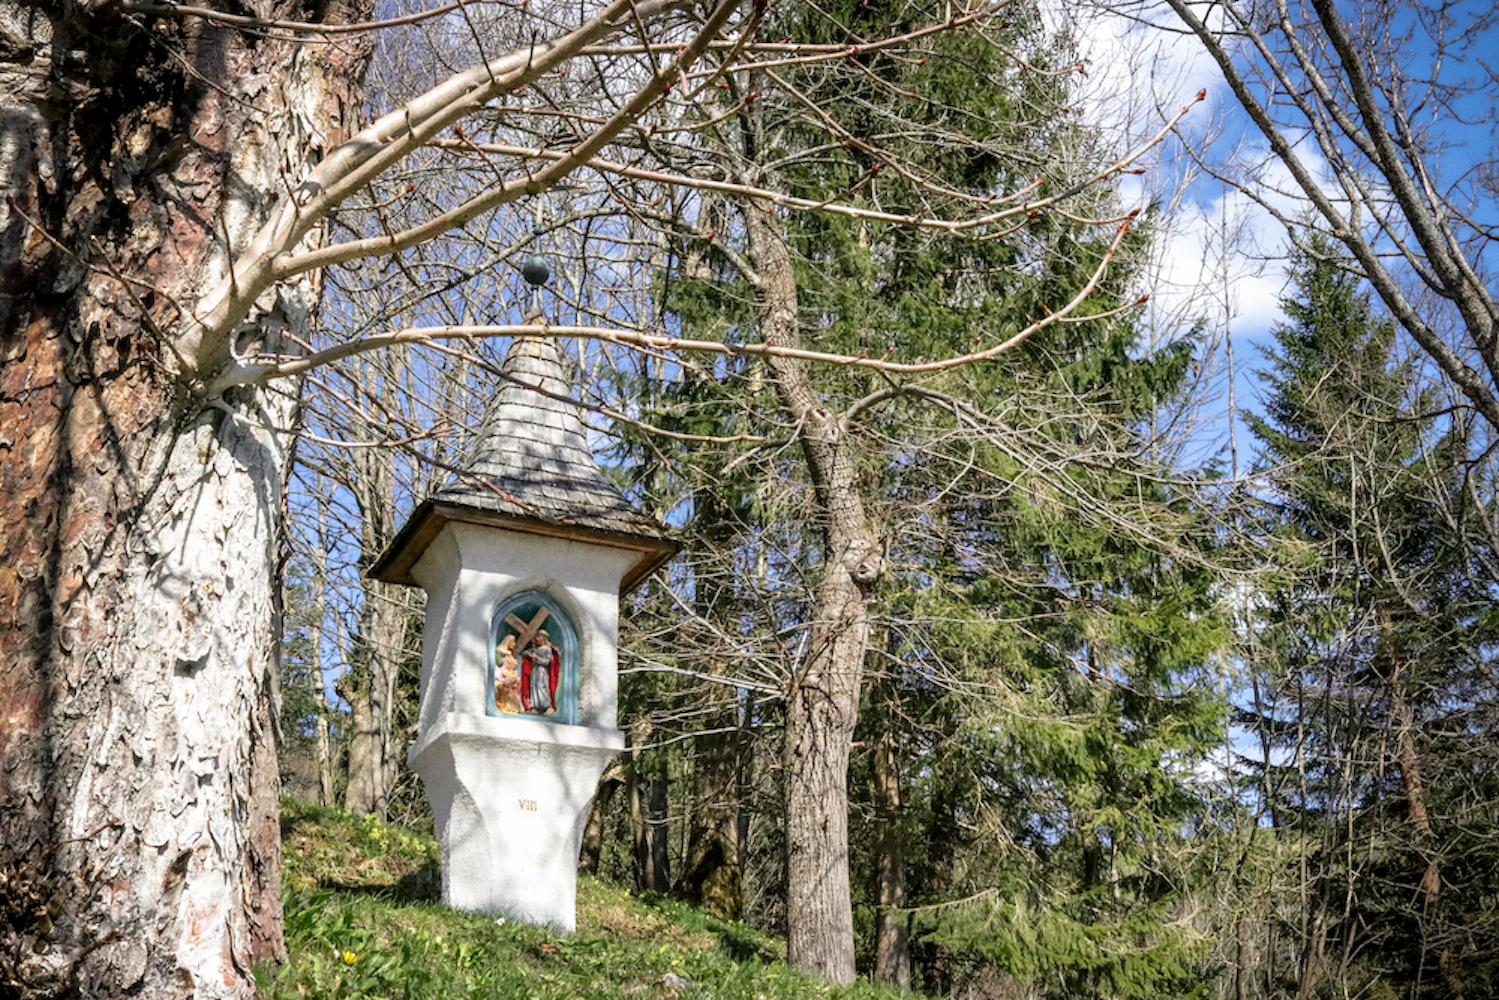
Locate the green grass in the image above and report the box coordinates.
[263,798,911,1000]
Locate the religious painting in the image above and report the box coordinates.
[489,590,578,724]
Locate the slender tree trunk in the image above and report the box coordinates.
[738,690,755,872]
[1389,660,1465,1000]
[871,687,911,989]
[629,751,644,878]
[676,725,744,918]
[343,577,404,819]
[629,744,671,893]
[1296,908,1327,1000]
[745,204,883,984]
[631,770,671,892]
[310,561,337,807]
[1234,916,1249,1000]
[344,373,405,819]
[649,773,671,891]
[675,485,745,917]
[579,765,623,874]
[0,5,369,994]
[314,667,337,808]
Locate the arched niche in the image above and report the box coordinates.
[487,589,579,725]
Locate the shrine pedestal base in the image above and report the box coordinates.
[409,712,623,931]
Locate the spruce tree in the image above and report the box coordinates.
[879,254,1227,1000]
[613,3,1233,991]
[1245,238,1499,999]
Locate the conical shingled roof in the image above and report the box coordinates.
[368,335,676,591]
[433,337,665,538]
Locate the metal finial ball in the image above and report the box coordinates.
[522,253,551,286]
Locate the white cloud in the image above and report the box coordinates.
[1044,2,1350,344]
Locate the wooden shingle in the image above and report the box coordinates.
[369,336,677,592]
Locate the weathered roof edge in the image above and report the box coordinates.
[368,499,679,596]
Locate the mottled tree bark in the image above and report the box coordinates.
[0,3,369,995]
[744,205,883,985]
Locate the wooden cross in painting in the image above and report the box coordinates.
[505,607,550,648]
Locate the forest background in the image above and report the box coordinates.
[3,0,1498,997]
[277,2,1499,998]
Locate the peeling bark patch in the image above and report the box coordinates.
[0,311,66,776]
[3,1,372,993]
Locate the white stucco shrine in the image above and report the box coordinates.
[369,330,676,930]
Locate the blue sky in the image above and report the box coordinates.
[1061,0,1497,473]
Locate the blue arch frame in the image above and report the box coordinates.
[487,589,579,725]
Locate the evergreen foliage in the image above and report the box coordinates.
[606,2,1232,994]
[1243,237,1499,998]
[876,276,1226,1000]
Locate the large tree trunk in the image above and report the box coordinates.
[745,204,883,984]
[0,4,368,995]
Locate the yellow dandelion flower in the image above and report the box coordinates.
[342,950,358,965]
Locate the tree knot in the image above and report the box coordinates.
[844,538,883,585]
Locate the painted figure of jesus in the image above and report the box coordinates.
[521,629,561,715]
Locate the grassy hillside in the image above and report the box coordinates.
[263,799,912,999]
